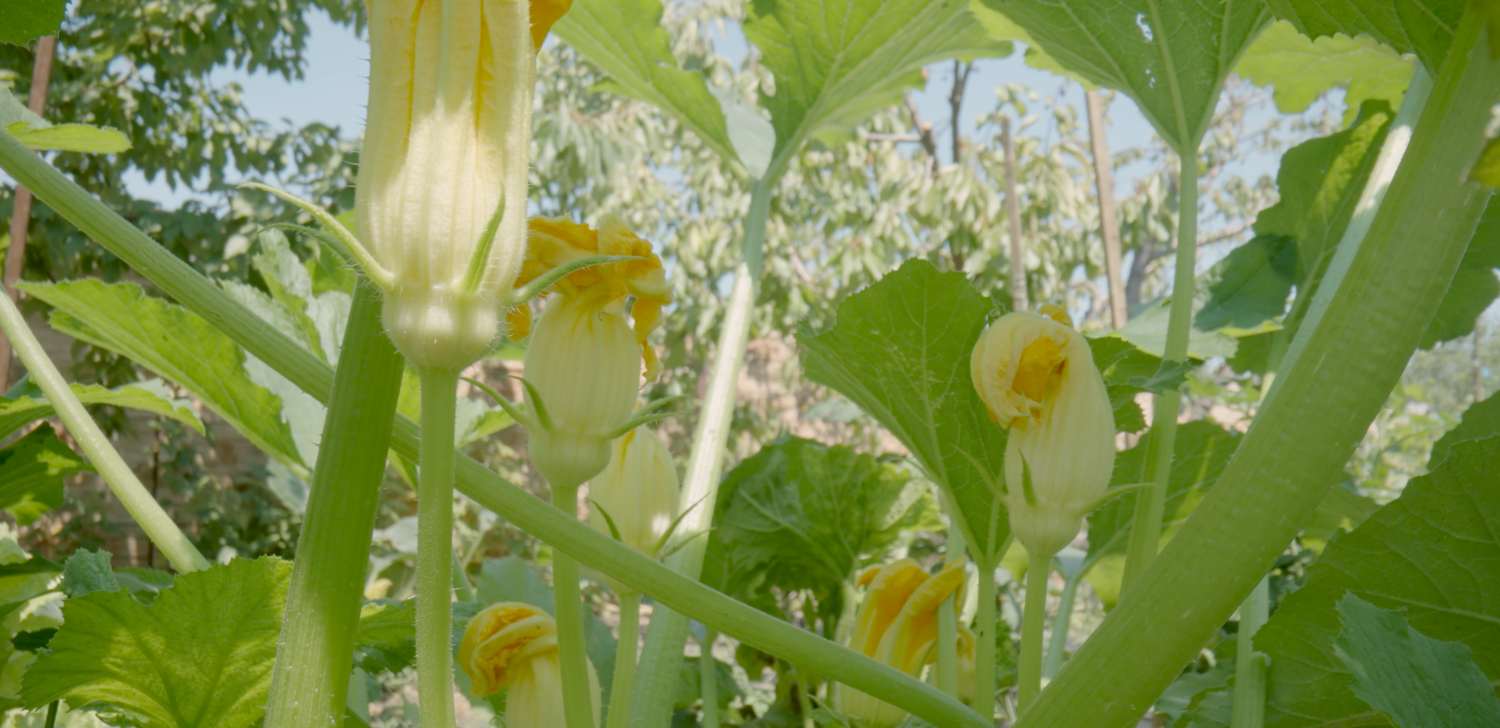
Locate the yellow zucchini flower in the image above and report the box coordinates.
[970,306,1115,557]
[832,560,966,727]
[459,602,601,727]
[587,427,681,559]
[519,216,672,486]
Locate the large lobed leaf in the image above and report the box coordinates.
[22,558,291,728]
[1253,436,1500,727]
[799,259,1007,559]
[553,0,739,168]
[0,380,203,441]
[19,279,304,470]
[1235,21,1415,125]
[983,0,1271,151]
[746,0,1008,170]
[703,436,928,620]
[1266,0,1465,72]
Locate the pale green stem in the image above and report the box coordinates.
[1018,552,1052,711]
[606,590,642,728]
[1122,150,1199,592]
[936,506,967,698]
[266,283,404,728]
[0,288,207,574]
[972,559,997,720]
[1230,577,1270,728]
[452,553,475,603]
[1020,11,1497,725]
[0,137,987,728]
[1042,569,1080,679]
[700,630,720,728]
[796,670,815,728]
[550,479,595,728]
[417,368,459,728]
[631,178,771,726]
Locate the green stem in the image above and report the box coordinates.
[0,139,988,728]
[972,559,997,720]
[700,630,720,728]
[43,701,57,728]
[417,368,459,728]
[1018,552,1052,711]
[796,670,816,728]
[0,286,207,574]
[550,480,595,728]
[631,178,772,726]
[1042,568,1080,679]
[606,591,642,728]
[452,552,475,603]
[1019,11,1497,726]
[1122,151,1198,592]
[936,505,966,698]
[1230,577,1270,728]
[266,283,405,728]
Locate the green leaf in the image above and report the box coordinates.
[1335,594,1500,727]
[19,280,304,470]
[0,379,204,441]
[1254,437,1500,727]
[704,437,928,621]
[1194,235,1297,332]
[60,550,120,599]
[352,600,416,676]
[1087,335,1192,434]
[1430,390,1500,468]
[799,260,1007,559]
[1475,137,1500,187]
[746,0,1009,170]
[1267,0,1465,72]
[2,88,131,154]
[22,558,292,727]
[1236,21,1416,125]
[982,0,1271,150]
[1420,199,1499,347]
[0,428,88,524]
[1083,422,1240,607]
[1301,483,1380,553]
[553,0,739,168]
[0,0,64,45]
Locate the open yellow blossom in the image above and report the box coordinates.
[832,560,967,727]
[357,0,566,370]
[970,306,1115,557]
[520,216,672,486]
[459,602,601,727]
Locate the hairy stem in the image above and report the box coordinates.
[1122,150,1199,591]
[1018,553,1052,711]
[606,591,642,728]
[417,368,459,728]
[551,480,595,728]
[266,283,404,728]
[973,559,997,720]
[0,286,207,574]
[1020,11,1498,725]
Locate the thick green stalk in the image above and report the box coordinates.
[1122,152,1198,591]
[1018,553,1051,711]
[700,630,720,728]
[0,288,207,574]
[630,178,771,726]
[417,368,459,728]
[1230,577,1270,728]
[972,559,997,720]
[0,137,988,728]
[607,591,642,728]
[266,283,404,728]
[551,480,595,728]
[1020,11,1498,726]
[936,510,967,698]
[1042,568,1081,679]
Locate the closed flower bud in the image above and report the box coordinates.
[970,307,1115,557]
[833,560,966,727]
[521,216,671,486]
[587,427,680,558]
[358,0,553,370]
[459,602,601,728]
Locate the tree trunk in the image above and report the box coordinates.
[1002,116,1027,312]
[1085,88,1128,328]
